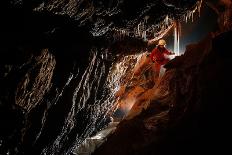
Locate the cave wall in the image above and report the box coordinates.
[0,0,203,155]
[92,2,232,155]
[0,5,112,155]
[93,28,232,155]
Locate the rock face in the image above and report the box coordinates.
[206,0,232,34]
[15,49,56,112]
[93,31,232,155]
[93,2,232,154]
[1,0,228,155]
[0,48,56,154]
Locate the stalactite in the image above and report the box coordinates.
[184,0,203,23]
[197,0,203,17]
[112,1,203,46]
[113,13,174,42]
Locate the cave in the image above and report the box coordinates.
[0,0,232,155]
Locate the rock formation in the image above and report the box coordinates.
[1,0,231,155]
[93,2,232,154]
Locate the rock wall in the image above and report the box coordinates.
[0,0,214,155]
[15,49,56,112]
[93,31,232,155]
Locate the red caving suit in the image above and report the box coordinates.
[150,47,172,81]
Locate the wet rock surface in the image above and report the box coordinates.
[1,0,231,155]
[15,49,56,112]
[93,31,232,155]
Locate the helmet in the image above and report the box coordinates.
[158,39,166,46]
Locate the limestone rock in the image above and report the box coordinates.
[15,49,56,112]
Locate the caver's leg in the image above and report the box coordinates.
[152,62,161,84]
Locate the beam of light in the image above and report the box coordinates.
[174,21,180,56]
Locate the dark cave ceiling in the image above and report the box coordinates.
[8,0,199,39]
